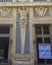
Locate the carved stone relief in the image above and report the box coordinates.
[34,7,50,16]
[0,8,12,16]
[20,11,27,54]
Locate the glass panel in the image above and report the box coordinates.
[46,59,52,64]
[43,25,49,34]
[44,37,50,43]
[38,59,45,64]
[36,37,43,44]
[0,37,9,59]
[36,26,42,34]
[0,26,10,34]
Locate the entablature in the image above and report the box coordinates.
[0,2,52,7]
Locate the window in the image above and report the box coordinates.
[0,26,10,34]
[36,26,42,34]
[36,25,49,35]
[35,24,52,64]
[36,37,43,43]
[44,37,50,43]
[43,25,49,34]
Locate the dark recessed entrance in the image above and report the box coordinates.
[0,37,9,60]
[0,25,10,63]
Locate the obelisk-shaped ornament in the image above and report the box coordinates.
[20,11,27,54]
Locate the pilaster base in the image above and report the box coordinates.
[13,61,34,65]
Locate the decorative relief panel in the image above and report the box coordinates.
[0,8,12,17]
[34,7,50,16]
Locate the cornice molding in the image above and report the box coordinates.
[0,2,52,7]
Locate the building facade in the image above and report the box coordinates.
[0,0,52,65]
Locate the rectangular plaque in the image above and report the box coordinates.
[38,44,52,59]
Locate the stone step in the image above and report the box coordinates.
[0,59,12,65]
[0,63,11,65]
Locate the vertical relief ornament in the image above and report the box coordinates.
[20,11,27,54]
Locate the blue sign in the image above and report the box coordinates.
[38,44,52,59]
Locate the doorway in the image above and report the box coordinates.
[0,25,10,63]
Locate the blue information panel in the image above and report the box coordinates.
[38,44,52,59]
